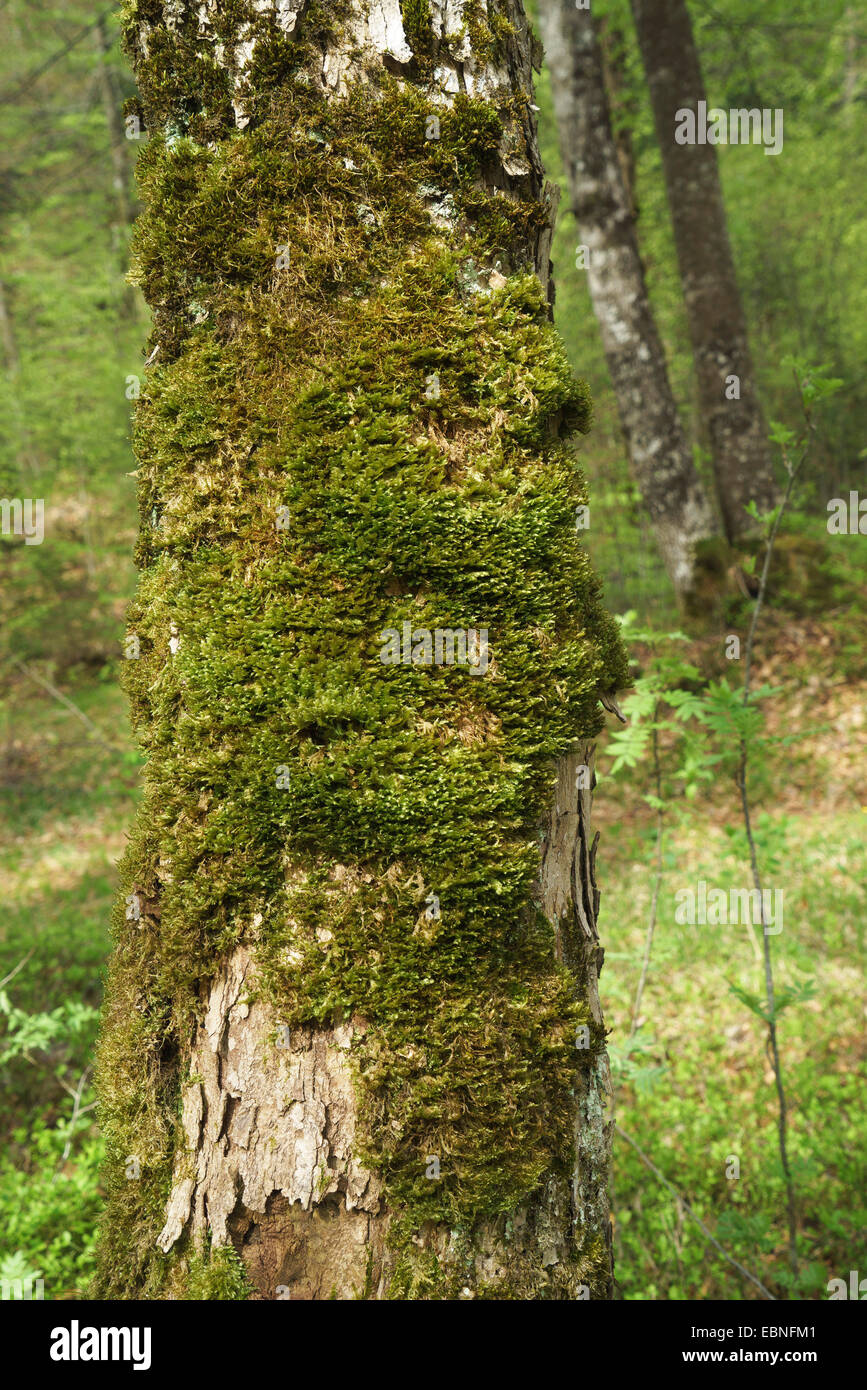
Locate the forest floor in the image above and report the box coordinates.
[595,614,867,1299]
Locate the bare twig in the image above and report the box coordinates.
[629,717,663,1037]
[0,950,34,990]
[8,658,123,757]
[57,1066,93,1171]
[616,1123,777,1300]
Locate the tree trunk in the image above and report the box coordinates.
[842,7,862,115]
[92,16,137,237]
[537,0,718,604]
[597,11,638,222]
[630,0,778,542]
[0,277,40,479]
[95,0,627,1301]
[91,14,140,320]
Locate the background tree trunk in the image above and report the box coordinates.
[0,277,40,480]
[91,14,139,322]
[95,0,627,1301]
[630,0,779,541]
[598,12,638,222]
[538,0,718,605]
[92,16,137,239]
[842,6,863,115]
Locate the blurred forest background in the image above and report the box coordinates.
[0,0,864,1300]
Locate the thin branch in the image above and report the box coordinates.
[57,1066,92,1171]
[741,454,805,705]
[0,950,34,990]
[8,658,124,758]
[629,717,663,1037]
[735,389,815,1278]
[615,1124,777,1301]
[0,7,116,107]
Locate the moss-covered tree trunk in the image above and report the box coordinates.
[95,0,627,1301]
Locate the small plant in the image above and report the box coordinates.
[0,962,103,1298]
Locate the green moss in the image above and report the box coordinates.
[401,0,435,59]
[463,0,518,65]
[95,0,628,1298]
[184,1243,253,1301]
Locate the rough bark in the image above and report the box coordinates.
[153,744,612,1299]
[597,12,637,222]
[630,0,779,542]
[537,0,718,603]
[95,0,627,1302]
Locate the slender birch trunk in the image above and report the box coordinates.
[538,0,718,604]
[0,277,40,479]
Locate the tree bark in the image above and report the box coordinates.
[630,0,779,542]
[537,0,718,604]
[95,0,627,1301]
[91,14,141,320]
[92,16,137,237]
[152,746,612,1299]
[0,277,40,479]
[597,11,638,222]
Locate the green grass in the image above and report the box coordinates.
[599,793,867,1300]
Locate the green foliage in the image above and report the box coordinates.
[0,991,98,1066]
[604,789,867,1300]
[601,346,857,1292]
[726,975,817,1027]
[0,982,103,1298]
[608,1029,667,1095]
[0,1123,103,1299]
[603,614,721,805]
